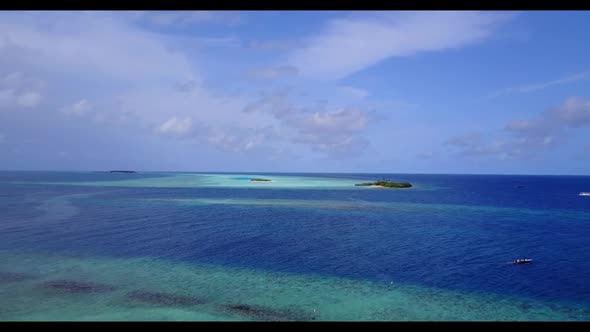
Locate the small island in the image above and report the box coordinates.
[109,170,137,174]
[355,181,412,188]
[250,178,272,182]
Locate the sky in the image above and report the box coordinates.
[0,10,589,175]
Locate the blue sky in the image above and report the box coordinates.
[0,11,589,174]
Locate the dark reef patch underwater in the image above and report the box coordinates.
[40,280,116,294]
[0,171,589,321]
[0,271,36,283]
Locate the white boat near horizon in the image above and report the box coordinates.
[579,192,590,196]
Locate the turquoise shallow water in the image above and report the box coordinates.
[1,171,590,320]
[1,250,588,321]
[33,173,374,189]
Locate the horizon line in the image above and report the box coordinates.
[1,169,589,177]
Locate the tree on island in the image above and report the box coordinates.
[355,180,412,188]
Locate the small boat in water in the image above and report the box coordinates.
[513,258,533,265]
[579,192,590,196]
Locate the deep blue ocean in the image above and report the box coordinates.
[1,171,589,320]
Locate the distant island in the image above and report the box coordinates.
[250,178,272,182]
[355,180,412,188]
[109,170,137,174]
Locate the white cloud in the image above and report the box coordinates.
[449,96,590,159]
[506,96,590,135]
[0,13,249,134]
[244,91,372,155]
[303,108,368,132]
[206,127,277,153]
[0,13,281,140]
[489,72,587,98]
[289,11,514,80]
[0,13,196,83]
[156,117,194,138]
[15,91,41,107]
[0,72,43,109]
[551,96,590,127]
[247,66,298,80]
[142,11,243,26]
[60,99,93,116]
[337,86,369,100]
[0,12,378,160]
[248,40,301,51]
[194,36,241,49]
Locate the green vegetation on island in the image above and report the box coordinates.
[250,178,272,182]
[355,181,412,188]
